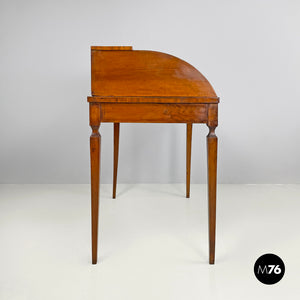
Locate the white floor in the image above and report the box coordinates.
[0,184,299,299]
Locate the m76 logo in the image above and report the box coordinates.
[257,264,282,274]
[254,254,285,284]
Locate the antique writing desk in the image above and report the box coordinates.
[88,46,219,264]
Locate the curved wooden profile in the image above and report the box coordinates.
[90,47,218,102]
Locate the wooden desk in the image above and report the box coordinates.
[87,46,219,264]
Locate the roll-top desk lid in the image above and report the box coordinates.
[88,46,219,104]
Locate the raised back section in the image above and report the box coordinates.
[91,46,217,99]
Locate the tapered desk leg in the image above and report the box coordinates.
[112,123,120,199]
[186,123,192,198]
[207,125,217,264]
[90,103,101,264]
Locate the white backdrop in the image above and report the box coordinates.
[0,0,299,183]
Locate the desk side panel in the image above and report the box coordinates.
[99,103,208,123]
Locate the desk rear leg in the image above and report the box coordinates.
[113,123,120,199]
[186,123,192,198]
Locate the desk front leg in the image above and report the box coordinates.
[90,103,101,264]
[207,104,218,264]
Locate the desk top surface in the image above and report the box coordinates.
[89,46,218,103]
